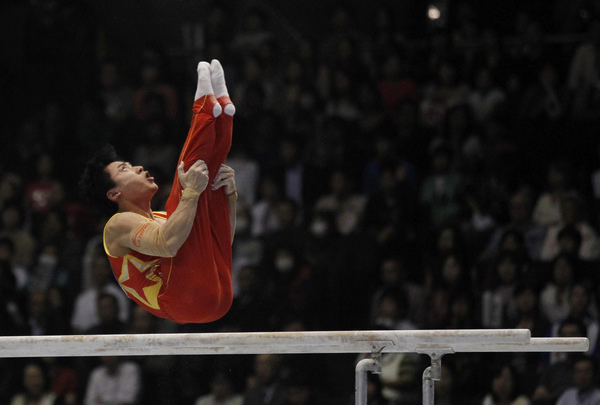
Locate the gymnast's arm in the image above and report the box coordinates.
[106,160,209,257]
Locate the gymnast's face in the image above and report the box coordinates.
[105,161,158,203]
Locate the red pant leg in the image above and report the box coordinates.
[160,95,233,323]
[207,112,233,296]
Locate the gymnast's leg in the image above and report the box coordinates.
[161,61,232,323]
[207,59,235,288]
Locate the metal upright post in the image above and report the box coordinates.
[423,366,435,405]
[421,352,447,405]
[355,352,382,405]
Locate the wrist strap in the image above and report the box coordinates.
[182,188,201,199]
[227,191,238,202]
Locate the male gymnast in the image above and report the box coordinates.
[80,60,237,324]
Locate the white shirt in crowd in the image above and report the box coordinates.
[84,361,141,405]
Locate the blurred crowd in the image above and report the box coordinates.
[3,1,600,404]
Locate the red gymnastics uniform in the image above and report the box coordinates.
[103,95,233,324]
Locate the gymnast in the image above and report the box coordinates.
[80,60,237,324]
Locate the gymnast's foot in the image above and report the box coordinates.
[210,59,235,116]
[195,61,222,117]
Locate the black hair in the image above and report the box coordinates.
[487,363,521,402]
[558,316,587,337]
[0,236,15,253]
[97,292,119,307]
[79,144,121,217]
[558,224,583,248]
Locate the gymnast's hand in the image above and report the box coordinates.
[211,164,236,196]
[178,160,209,193]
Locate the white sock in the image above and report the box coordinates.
[210,59,236,116]
[195,61,221,116]
[195,62,213,100]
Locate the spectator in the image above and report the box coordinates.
[361,159,419,257]
[10,361,60,405]
[592,139,600,224]
[278,56,318,123]
[226,145,260,208]
[85,293,127,335]
[377,52,418,115]
[420,144,464,229]
[508,283,549,395]
[368,256,425,328]
[540,253,578,324]
[481,363,531,405]
[44,357,78,405]
[324,68,360,123]
[447,291,481,329]
[84,356,141,405]
[24,153,65,228]
[533,318,590,404]
[555,356,600,405]
[303,209,340,270]
[0,173,23,213]
[243,354,286,405]
[480,189,546,262]
[520,63,565,122]
[35,208,85,289]
[426,253,472,329]
[132,61,178,122]
[567,19,600,121]
[540,193,600,262]
[27,242,68,293]
[362,134,398,195]
[549,283,600,360]
[437,104,483,175]
[230,203,264,296]
[509,283,550,337]
[70,252,129,334]
[251,175,284,237]
[481,252,525,328]
[0,237,28,290]
[231,8,275,57]
[0,260,26,336]
[0,204,36,270]
[195,370,243,405]
[378,350,423,405]
[131,118,178,179]
[26,289,70,336]
[262,244,317,330]
[510,18,553,92]
[419,59,470,130]
[533,161,574,228]
[468,67,506,124]
[435,363,459,405]
[262,199,304,261]
[281,369,326,405]
[76,98,116,157]
[233,55,274,120]
[127,305,177,405]
[314,169,366,236]
[97,61,134,126]
[370,287,416,331]
[275,138,305,209]
[217,265,274,332]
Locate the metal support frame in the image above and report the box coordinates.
[0,330,589,405]
[353,337,588,405]
[420,350,452,405]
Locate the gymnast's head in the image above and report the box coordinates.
[80,144,158,216]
